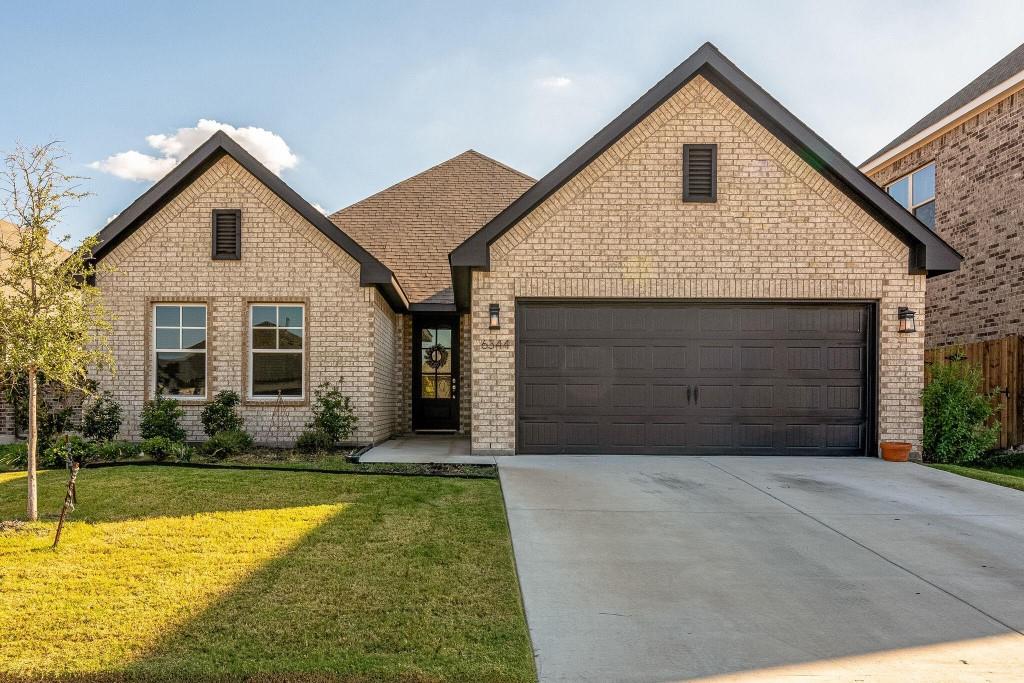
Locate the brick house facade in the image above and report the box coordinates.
[463,75,929,455]
[862,43,1024,347]
[75,43,960,456]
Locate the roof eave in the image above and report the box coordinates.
[91,130,411,313]
[448,42,962,304]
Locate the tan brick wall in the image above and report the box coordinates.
[471,75,926,455]
[867,91,1024,347]
[371,291,401,442]
[96,155,395,445]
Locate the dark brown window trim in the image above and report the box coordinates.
[683,143,717,202]
[212,209,242,260]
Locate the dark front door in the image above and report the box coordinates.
[413,316,460,431]
[517,301,873,456]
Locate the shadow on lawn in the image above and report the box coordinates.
[0,466,372,522]
[3,470,534,683]
[122,479,531,683]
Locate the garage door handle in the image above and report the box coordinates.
[694,385,699,404]
[687,385,692,403]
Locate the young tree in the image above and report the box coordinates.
[0,142,112,521]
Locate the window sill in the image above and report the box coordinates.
[243,398,309,408]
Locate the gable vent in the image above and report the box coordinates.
[683,144,717,202]
[212,209,241,260]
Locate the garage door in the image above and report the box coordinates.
[517,302,873,456]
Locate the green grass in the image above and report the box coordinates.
[929,464,1024,492]
[0,466,534,682]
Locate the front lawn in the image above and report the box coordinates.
[929,464,1024,492]
[0,466,534,682]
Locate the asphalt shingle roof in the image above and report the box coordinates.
[330,151,534,305]
[865,42,1024,165]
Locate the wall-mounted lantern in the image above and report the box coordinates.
[897,307,916,334]
[489,303,501,330]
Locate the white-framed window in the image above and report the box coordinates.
[249,304,305,399]
[887,162,936,229]
[153,303,207,398]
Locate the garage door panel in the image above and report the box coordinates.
[517,302,871,456]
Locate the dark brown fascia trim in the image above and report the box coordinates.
[449,42,963,310]
[91,130,411,312]
[409,302,458,314]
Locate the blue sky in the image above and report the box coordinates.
[3,1,1023,243]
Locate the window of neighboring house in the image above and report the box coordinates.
[887,163,935,228]
[249,304,304,399]
[153,304,207,398]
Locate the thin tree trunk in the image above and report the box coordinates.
[52,460,79,549]
[27,369,38,522]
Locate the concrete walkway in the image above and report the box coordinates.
[498,455,1024,682]
[359,434,494,464]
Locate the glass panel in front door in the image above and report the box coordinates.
[421,326,454,399]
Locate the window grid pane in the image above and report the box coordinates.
[912,164,935,206]
[154,304,207,397]
[887,177,910,208]
[250,304,305,398]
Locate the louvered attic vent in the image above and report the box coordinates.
[212,209,241,259]
[683,144,717,202]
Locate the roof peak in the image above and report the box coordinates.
[449,40,961,308]
[331,149,532,217]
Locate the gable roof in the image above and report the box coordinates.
[92,130,409,311]
[449,42,962,310]
[862,43,1024,172]
[330,150,533,309]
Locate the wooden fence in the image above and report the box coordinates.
[925,335,1022,449]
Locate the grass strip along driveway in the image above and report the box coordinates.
[929,464,1024,492]
[0,466,534,682]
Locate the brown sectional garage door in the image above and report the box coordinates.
[517,302,873,456]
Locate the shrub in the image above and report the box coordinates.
[922,355,1001,464]
[0,443,28,469]
[93,440,142,462]
[975,450,1024,470]
[304,382,357,449]
[295,428,334,454]
[140,436,180,462]
[200,390,244,437]
[44,434,97,467]
[39,406,75,455]
[82,392,123,442]
[140,393,186,442]
[201,429,254,459]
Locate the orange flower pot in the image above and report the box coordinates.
[880,441,912,462]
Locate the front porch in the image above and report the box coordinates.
[360,434,493,464]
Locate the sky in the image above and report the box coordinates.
[2,1,1022,244]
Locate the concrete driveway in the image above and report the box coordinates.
[498,456,1024,682]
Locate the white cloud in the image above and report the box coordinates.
[90,119,299,182]
[536,75,573,90]
[312,203,329,215]
[105,213,120,225]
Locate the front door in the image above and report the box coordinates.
[412,316,460,431]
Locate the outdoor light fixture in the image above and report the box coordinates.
[489,303,500,329]
[898,307,916,333]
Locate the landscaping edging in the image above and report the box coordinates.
[84,459,497,480]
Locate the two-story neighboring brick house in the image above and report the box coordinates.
[861,43,1024,348]
[79,43,959,456]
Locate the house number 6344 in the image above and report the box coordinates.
[480,339,512,350]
